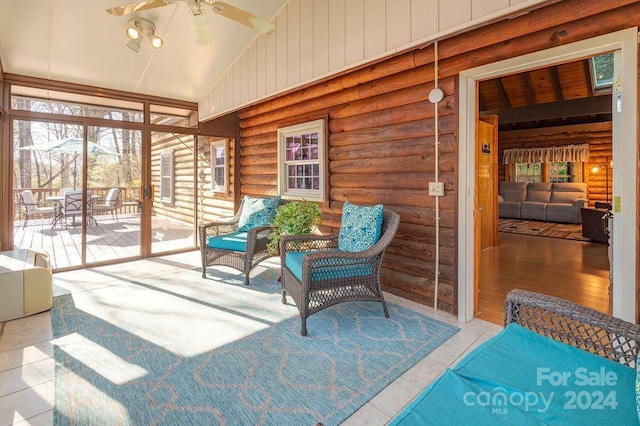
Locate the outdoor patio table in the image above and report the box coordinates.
[47,194,100,227]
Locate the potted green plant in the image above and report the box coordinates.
[267,200,322,254]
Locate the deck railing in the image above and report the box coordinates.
[12,187,141,221]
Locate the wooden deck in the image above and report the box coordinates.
[13,213,197,270]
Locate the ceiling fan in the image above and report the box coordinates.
[106,0,276,45]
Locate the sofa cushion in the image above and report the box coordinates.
[520,202,547,221]
[499,182,527,202]
[389,323,636,425]
[207,231,248,252]
[237,195,281,231]
[498,201,521,219]
[337,201,384,252]
[550,183,587,204]
[285,251,373,282]
[526,182,552,202]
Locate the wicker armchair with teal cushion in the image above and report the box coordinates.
[280,202,400,336]
[390,289,640,425]
[199,195,280,285]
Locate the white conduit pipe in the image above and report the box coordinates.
[429,41,442,312]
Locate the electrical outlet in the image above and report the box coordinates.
[614,196,621,213]
[429,182,445,196]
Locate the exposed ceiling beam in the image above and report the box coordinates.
[521,73,536,105]
[495,79,511,108]
[479,94,611,124]
[550,66,564,101]
[478,92,488,111]
[583,59,595,97]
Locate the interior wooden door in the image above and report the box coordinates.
[474,115,498,314]
[476,116,498,250]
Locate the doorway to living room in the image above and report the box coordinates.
[458,28,638,324]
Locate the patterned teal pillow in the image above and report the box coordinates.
[237,196,281,231]
[338,201,384,252]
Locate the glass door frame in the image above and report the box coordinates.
[2,77,201,270]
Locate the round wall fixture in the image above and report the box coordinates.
[428,88,444,104]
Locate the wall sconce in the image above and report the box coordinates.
[126,18,163,52]
[590,156,612,203]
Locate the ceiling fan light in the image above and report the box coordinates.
[126,25,140,40]
[149,34,164,49]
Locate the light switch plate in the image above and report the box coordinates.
[429,182,445,196]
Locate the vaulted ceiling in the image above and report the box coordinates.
[478,56,612,131]
[0,0,287,103]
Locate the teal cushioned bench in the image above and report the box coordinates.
[285,251,373,282]
[390,323,636,425]
[207,231,248,252]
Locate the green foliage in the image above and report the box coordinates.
[267,200,322,254]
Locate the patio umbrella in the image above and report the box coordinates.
[19,137,120,189]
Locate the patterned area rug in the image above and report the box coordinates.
[498,218,588,242]
[51,265,458,425]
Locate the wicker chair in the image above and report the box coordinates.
[280,208,400,336]
[199,197,278,285]
[505,289,640,367]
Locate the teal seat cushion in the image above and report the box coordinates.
[207,231,248,252]
[390,323,636,425]
[337,201,384,252]
[636,352,640,421]
[285,251,373,282]
[237,195,280,231]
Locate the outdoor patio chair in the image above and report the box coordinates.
[280,202,400,336]
[92,188,121,222]
[199,195,281,285]
[60,190,93,228]
[20,190,56,228]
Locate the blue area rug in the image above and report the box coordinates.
[51,264,459,425]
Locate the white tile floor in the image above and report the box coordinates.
[0,253,502,426]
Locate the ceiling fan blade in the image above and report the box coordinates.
[207,1,275,34]
[106,0,171,16]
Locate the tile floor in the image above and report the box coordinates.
[0,252,503,426]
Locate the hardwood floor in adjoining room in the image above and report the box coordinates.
[477,232,611,324]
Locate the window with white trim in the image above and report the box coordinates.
[210,139,228,193]
[277,119,326,202]
[160,151,174,204]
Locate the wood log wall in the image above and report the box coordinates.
[498,122,613,207]
[150,132,196,225]
[224,0,640,315]
[197,136,235,222]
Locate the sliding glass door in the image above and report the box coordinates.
[85,126,142,264]
[150,131,197,254]
[7,82,199,269]
[13,120,86,269]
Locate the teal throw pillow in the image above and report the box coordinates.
[338,201,384,252]
[237,195,281,231]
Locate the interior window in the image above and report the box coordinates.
[514,163,542,182]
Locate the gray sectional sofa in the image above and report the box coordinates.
[498,181,587,223]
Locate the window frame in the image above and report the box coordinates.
[210,139,229,194]
[160,150,174,205]
[511,161,584,183]
[276,119,327,202]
